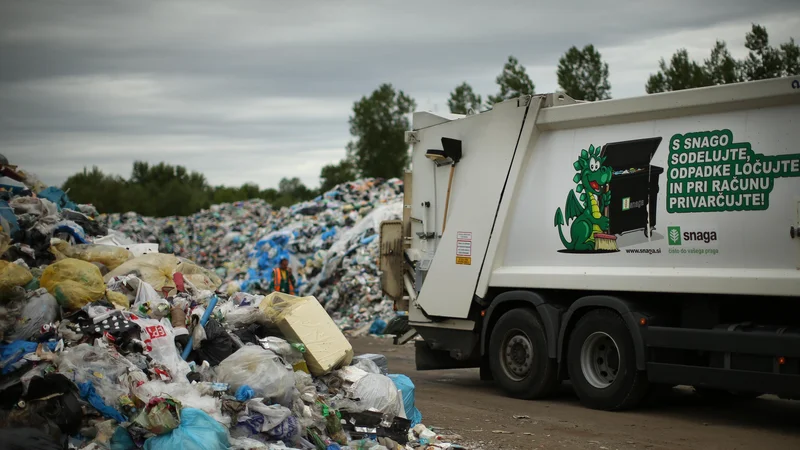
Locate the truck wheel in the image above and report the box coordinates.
[567,309,649,411]
[489,308,558,399]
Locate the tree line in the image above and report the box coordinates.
[320,23,798,187]
[63,24,796,217]
[63,162,317,217]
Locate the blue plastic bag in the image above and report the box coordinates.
[144,408,229,450]
[369,318,387,335]
[235,385,255,401]
[78,382,127,423]
[388,374,422,427]
[0,200,19,235]
[38,186,78,212]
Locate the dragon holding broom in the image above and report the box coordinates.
[554,144,618,253]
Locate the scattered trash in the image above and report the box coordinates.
[0,161,471,448]
[513,415,530,420]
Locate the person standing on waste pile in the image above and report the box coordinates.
[269,258,296,294]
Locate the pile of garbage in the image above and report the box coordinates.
[0,159,459,450]
[102,180,405,335]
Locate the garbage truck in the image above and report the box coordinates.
[379,76,800,411]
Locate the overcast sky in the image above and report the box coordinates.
[1,1,798,190]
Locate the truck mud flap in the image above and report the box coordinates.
[415,341,480,371]
[414,326,480,370]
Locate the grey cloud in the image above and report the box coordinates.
[1,0,798,190]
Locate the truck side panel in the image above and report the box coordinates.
[495,103,800,297]
[410,100,530,318]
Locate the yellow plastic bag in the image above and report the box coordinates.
[106,290,130,309]
[51,240,133,271]
[104,253,222,293]
[0,261,33,294]
[0,228,10,257]
[176,257,222,289]
[40,258,106,310]
[104,253,179,292]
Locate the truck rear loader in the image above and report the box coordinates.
[380,76,800,411]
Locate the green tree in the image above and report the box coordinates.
[743,24,799,80]
[487,55,535,107]
[743,24,785,81]
[347,83,416,180]
[447,82,482,114]
[319,159,357,193]
[239,182,261,200]
[704,40,743,85]
[556,44,611,101]
[645,49,711,93]
[783,39,800,77]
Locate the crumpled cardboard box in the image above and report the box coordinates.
[259,292,353,376]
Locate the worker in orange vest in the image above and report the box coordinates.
[269,258,296,295]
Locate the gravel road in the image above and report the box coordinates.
[350,336,800,450]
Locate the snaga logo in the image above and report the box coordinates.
[668,226,718,245]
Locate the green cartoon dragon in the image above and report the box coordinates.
[554,144,613,251]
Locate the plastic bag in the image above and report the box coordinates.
[215,345,295,407]
[51,240,133,271]
[56,343,141,406]
[345,374,404,419]
[242,400,292,433]
[132,281,170,318]
[0,261,33,295]
[258,336,304,365]
[143,408,229,450]
[352,354,388,375]
[225,305,267,329]
[130,316,191,381]
[105,253,221,293]
[388,374,422,427]
[105,253,178,292]
[40,258,105,310]
[106,290,130,309]
[190,319,233,366]
[176,257,222,290]
[133,380,230,427]
[353,358,381,375]
[7,289,58,341]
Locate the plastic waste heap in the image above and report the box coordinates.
[0,157,448,450]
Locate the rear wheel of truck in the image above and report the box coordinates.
[567,309,649,411]
[489,308,558,399]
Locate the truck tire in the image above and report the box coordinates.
[567,309,649,411]
[489,308,558,399]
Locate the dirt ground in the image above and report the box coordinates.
[350,336,800,450]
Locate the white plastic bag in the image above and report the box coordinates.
[130,316,191,381]
[56,342,142,406]
[243,400,292,432]
[132,280,170,318]
[7,289,59,341]
[258,336,304,365]
[226,305,267,328]
[345,373,404,419]
[352,358,381,375]
[215,345,295,407]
